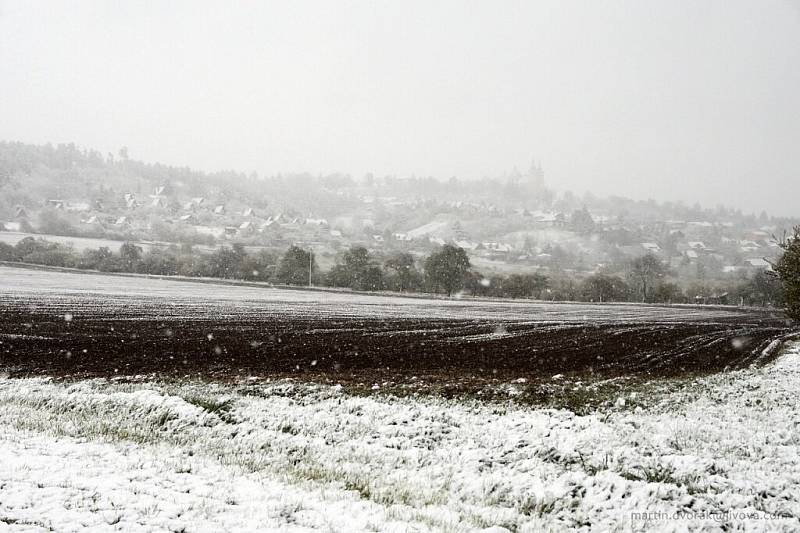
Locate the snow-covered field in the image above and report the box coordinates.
[0,264,771,323]
[1,344,799,531]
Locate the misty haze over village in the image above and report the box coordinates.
[0,141,796,306]
[1,1,799,531]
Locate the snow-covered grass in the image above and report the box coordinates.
[1,344,800,531]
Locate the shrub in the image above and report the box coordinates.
[0,242,19,261]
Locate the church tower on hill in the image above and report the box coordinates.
[528,159,545,191]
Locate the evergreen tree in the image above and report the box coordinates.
[775,226,800,320]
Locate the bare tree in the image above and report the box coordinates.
[628,254,667,302]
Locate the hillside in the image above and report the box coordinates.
[1,141,796,299]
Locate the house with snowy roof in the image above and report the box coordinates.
[1,221,21,231]
[454,240,478,251]
[641,242,662,253]
[150,196,168,208]
[123,193,138,209]
[745,258,771,269]
[66,202,91,212]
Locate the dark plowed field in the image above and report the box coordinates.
[0,266,795,382]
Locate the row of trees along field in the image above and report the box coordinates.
[1,232,798,317]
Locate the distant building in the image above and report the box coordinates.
[744,230,770,241]
[150,196,168,208]
[477,242,514,259]
[641,242,662,253]
[407,220,450,239]
[454,240,478,250]
[746,258,771,269]
[723,266,745,274]
[66,202,90,212]
[528,160,545,192]
[739,240,761,253]
[194,225,225,239]
[123,193,138,209]
[530,211,566,228]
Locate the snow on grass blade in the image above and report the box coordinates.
[0,343,798,531]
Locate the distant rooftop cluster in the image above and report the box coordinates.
[0,142,795,285]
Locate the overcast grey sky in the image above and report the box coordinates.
[1,1,798,215]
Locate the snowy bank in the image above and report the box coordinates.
[1,344,799,531]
